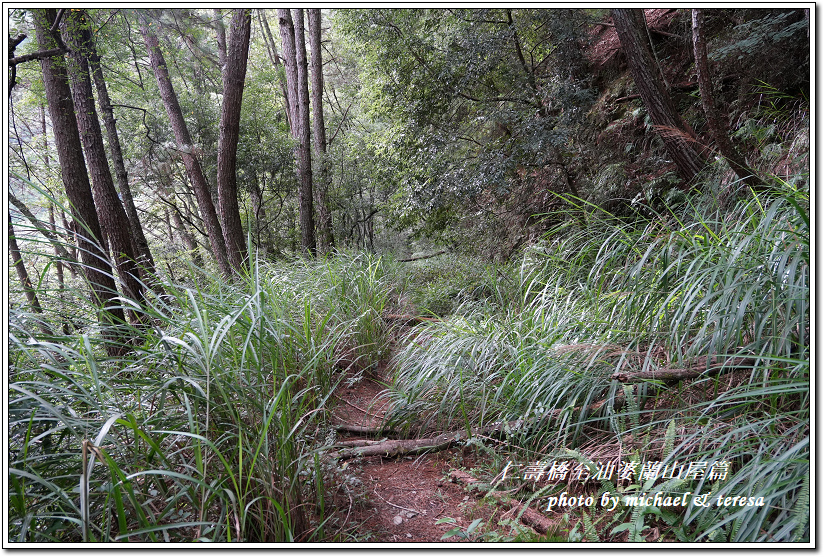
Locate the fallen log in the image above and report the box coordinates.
[611,357,755,383]
[331,400,628,460]
[334,438,388,448]
[449,470,558,535]
[334,432,458,460]
[398,250,447,262]
[334,424,397,436]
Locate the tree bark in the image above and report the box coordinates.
[612,8,706,184]
[33,8,127,345]
[216,8,251,273]
[308,9,334,253]
[259,9,292,132]
[279,9,316,255]
[140,14,233,278]
[62,10,146,317]
[82,15,159,286]
[278,9,300,135]
[214,9,227,81]
[691,9,763,191]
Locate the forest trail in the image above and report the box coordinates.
[327,327,515,543]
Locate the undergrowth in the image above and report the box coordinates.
[384,179,809,542]
[8,247,398,542]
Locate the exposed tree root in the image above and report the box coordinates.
[449,470,559,535]
[611,357,755,383]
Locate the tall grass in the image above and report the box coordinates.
[8,244,397,542]
[384,181,809,541]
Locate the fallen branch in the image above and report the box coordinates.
[398,250,447,262]
[611,357,755,383]
[331,403,626,460]
[449,470,558,535]
[334,424,397,436]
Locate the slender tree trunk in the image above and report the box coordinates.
[47,204,65,293]
[294,9,316,255]
[59,210,77,262]
[279,9,316,255]
[48,203,71,334]
[216,8,251,273]
[259,9,292,131]
[33,8,127,346]
[308,9,334,253]
[214,8,227,80]
[42,103,74,293]
[62,10,146,318]
[170,204,202,261]
[278,9,300,134]
[691,9,763,190]
[82,15,159,284]
[9,213,53,335]
[140,14,233,278]
[248,168,269,257]
[612,8,706,184]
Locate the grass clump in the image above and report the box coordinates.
[8,250,397,542]
[385,180,809,542]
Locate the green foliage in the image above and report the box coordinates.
[334,8,596,252]
[8,250,397,542]
[385,178,809,541]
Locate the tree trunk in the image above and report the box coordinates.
[612,8,706,184]
[62,10,146,318]
[9,213,53,335]
[140,14,233,278]
[33,8,127,346]
[216,8,251,273]
[691,9,763,190]
[49,203,71,335]
[308,9,335,254]
[42,103,77,287]
[82,15,160,285]
[259,9,292,132]
[278,9,300,134]
[214,8,227,81]
[279,9,316,255]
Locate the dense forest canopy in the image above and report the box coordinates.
[7,7,810,544]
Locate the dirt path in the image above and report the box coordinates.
[326,334,508,543]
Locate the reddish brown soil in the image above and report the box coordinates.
[327,366,510,543]
[324,322,540,545]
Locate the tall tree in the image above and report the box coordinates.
[278,9,316,255]
[691,9,763,190]
[216,8,251,272]
[308,9,334,253]
[612,8,706,184]
[33,8,128,347]
[214,8,227,79]
[62,10,146,315]
[259,9,292,131]
[82,11,160,282]
[140,11,233,278]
